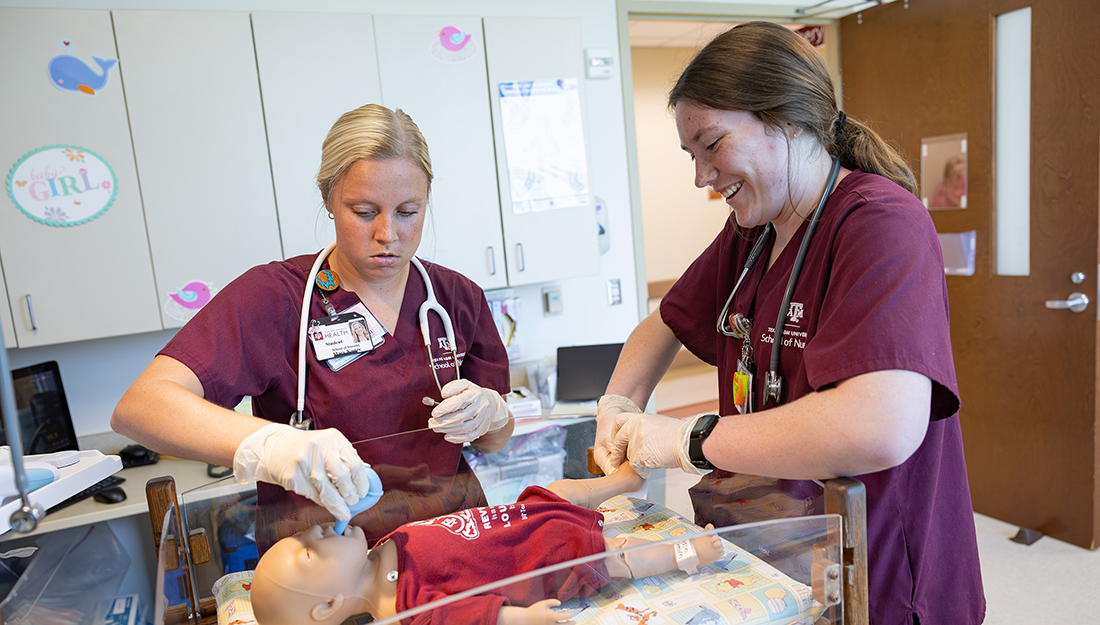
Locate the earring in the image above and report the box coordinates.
[327,212,334,220]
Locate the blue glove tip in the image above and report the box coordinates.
[333,466,384,535]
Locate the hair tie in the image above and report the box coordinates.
[835,111,847,133]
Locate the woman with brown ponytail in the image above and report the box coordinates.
[593,21,984,625]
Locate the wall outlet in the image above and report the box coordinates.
[542,286,564,316]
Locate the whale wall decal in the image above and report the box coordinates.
[47,41,117,95]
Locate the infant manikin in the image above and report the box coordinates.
[250,464,722,625]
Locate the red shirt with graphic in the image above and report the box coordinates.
[385,486,609,625]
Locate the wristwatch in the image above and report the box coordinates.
[688,414,719,470]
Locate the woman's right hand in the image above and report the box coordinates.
[592,395,642,475]
[233,423,373,520]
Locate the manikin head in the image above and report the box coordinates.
[251,525,375,625]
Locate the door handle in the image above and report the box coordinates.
[1045,292,1089,313]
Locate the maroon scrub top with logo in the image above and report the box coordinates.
[661,172,984,625]
[161,252,510,551]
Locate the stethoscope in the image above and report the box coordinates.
[716,156,841,406]
[290,241,460,431]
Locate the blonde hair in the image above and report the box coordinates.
[317,104,433,206]
[669,21,916,194]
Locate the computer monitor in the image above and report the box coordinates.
[555,343,624,403]
[1,361,79,455]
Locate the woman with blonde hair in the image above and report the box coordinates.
[114,104,512,550]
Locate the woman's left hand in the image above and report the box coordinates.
[428,379,510,443]
[614,412,710,475]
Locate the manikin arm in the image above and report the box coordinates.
[499,599,571,625]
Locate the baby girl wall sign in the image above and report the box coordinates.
[6,145,117,227]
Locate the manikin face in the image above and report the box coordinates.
[327,157,429,286]
[251,525,371,625]
[675,100,800,231]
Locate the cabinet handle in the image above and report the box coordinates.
[515,243,525,272]
[487,247,496,275]
[24,294,36,331]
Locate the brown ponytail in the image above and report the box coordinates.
[669,21,916,194]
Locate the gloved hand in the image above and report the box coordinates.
[233,423,372,521]
[613,413,710,476]
[593,394,642,476]
[428,379,510,444]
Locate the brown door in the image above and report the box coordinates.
[840,0,1100,548]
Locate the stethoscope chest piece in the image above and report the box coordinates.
[290,410,312,431]
[763,371,783,405]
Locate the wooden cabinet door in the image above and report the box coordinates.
[840,0,1100,548]
[374,15,508,290]
[113,10,283,329]
[252,11,383,260]
[0,8,161,347]
[483,17,600,287]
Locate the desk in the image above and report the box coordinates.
[3,458,255,539]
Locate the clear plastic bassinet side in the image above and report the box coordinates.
[370,506,846,625]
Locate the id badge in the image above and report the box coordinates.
[309,312,378,361]
[733,360,754,414]
[321,303,388,371]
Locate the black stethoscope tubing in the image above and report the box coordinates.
[762,155,841,404]
[717,156,841,406]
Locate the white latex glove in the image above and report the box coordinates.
[233,423,372,521]
[428,379,510,444]
[593,395,642,476]
[613,413,710,476]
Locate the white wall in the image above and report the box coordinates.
[0,0,643,438]
[632,46,733,285]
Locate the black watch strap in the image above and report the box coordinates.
[688,414,719,470]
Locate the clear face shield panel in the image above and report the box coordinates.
[152,428,854,625]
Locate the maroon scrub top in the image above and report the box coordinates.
[661,172,985,625]
[161,252,510,551]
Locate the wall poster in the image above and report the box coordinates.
[498,78,589,214]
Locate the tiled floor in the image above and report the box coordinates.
[652,364,1100,623]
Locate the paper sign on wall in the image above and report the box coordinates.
[498,78,589,214]
[6,145,117,227]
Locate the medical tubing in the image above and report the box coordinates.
[412,257,461,393]
[298,242,339,416]
[768,157,841,375]
[717,224,773,335]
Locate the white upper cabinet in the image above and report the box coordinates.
[374,15,508,290]
[483,17,600,287]
[112,10,283,329]
[252,12,383,260]
[0,8,161,347]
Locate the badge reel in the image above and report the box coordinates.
[730,312,754,415]
[309,270,386,371]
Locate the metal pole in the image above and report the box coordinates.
[0,332,43,532]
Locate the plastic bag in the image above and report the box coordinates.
[464,425,567,505]
[0,523,131,625]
